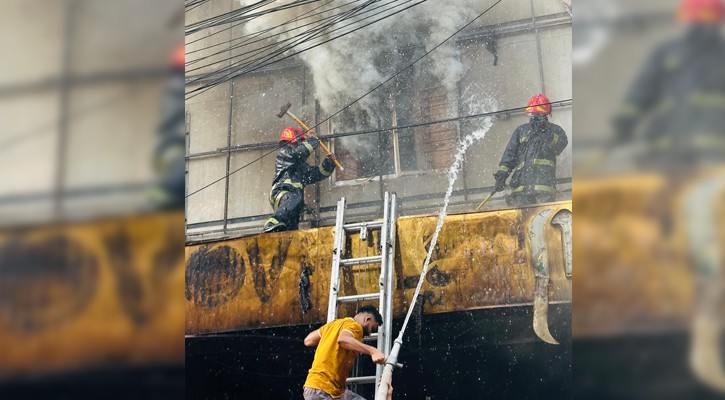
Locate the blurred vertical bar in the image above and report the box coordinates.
[55,0,74,220]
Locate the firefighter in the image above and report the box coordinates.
[262,127,336,233]
[493,94,568,207]
[146,43,186,209]
[302,305,386,400]
[613,0,725,169]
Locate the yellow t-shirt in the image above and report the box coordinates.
[304,317,363,398]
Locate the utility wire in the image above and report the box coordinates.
[186,0,277,34]
[187,0,384,75]
[186,0,353,58]
[188,0,381,82]
[187,0,407,74]
[186,0,331,36]
[186,0,428,98]
[187,0,369,66]
[186,0,523,200]
[303,0,504,139]
[185,0,213,13]
[186,0,505,196]
[185,99,571,198]
[186,0,383,87]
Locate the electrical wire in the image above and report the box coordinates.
[184,0,533,200]
[187,0,390,76]
[185,0,213,13]
[186,0,371,67]
[302,0,504,138]
[185,0,344,59]
[186,0,385,86]
[186,0,330,36]
[186,0,428,98]
[186,0,278,34]
[185,99,571,198]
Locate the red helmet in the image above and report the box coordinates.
[525,94,551,115]
[171,44,185,70]
[679,0,725,23]
[279,127,306,143]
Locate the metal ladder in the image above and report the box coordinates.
[327,192,397,388]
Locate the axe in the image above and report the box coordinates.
[474,189,498,211]
[276,102,344,171]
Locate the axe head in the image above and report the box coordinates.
[276,102,292,118]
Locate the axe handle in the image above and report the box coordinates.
[474,190,496,211]
[286,111,344,171]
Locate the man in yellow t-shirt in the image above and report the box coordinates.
[303,305,386,399]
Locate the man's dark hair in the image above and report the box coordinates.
[357,305,383,325]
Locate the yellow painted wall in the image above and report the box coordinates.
[0,212,184,375]
[186,202,572,334]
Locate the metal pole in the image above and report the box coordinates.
[456,81,469,203]
[378,119,384,207]
[223,8,235,233]
[530,0,546,94]
[55,0,75,220]
[223,80,233,232]
[314,99,321,228]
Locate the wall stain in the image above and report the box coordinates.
[105,227,153,325]
[270,238,292,282]
[402,275,420,289]
[426,266,451,287]
[185,245,245,308]
[152,222,184,288]
[421,229,452,288]
[299,259,313,314]
[246,240,270,303]
[245,238,293,304]
[0,235,98,332]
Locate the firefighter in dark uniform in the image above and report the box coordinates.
[147,43,186,209]
[613,0,725,169]
[262,127,336,233]
[494,94,568,207]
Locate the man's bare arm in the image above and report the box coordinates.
[337,330,385,364]
[304,330,321,347]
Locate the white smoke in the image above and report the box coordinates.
[238,0,482,116]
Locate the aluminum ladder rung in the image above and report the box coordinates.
[346,376,376,385]
[337,293,380,303]
[343,221,383,231]
[363,333,379,343]
[340,255,382,266]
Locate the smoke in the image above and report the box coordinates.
[238,0,482,122]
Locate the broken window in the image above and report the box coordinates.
[393,85,458,174]
[332,107,395,181]
[332,85,459,181]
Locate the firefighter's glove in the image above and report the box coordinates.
[493,171,508,192]
[322,154,337,170]
[613,116,636,144]
[306,136,320,149]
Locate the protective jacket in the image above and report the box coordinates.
[269,139,336,209]
[614,27,725,166]
[497,115,568,196]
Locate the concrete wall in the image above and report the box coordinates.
[185,0,572,239]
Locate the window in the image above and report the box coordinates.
[332,108,395,182]
[331,85,459,182]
